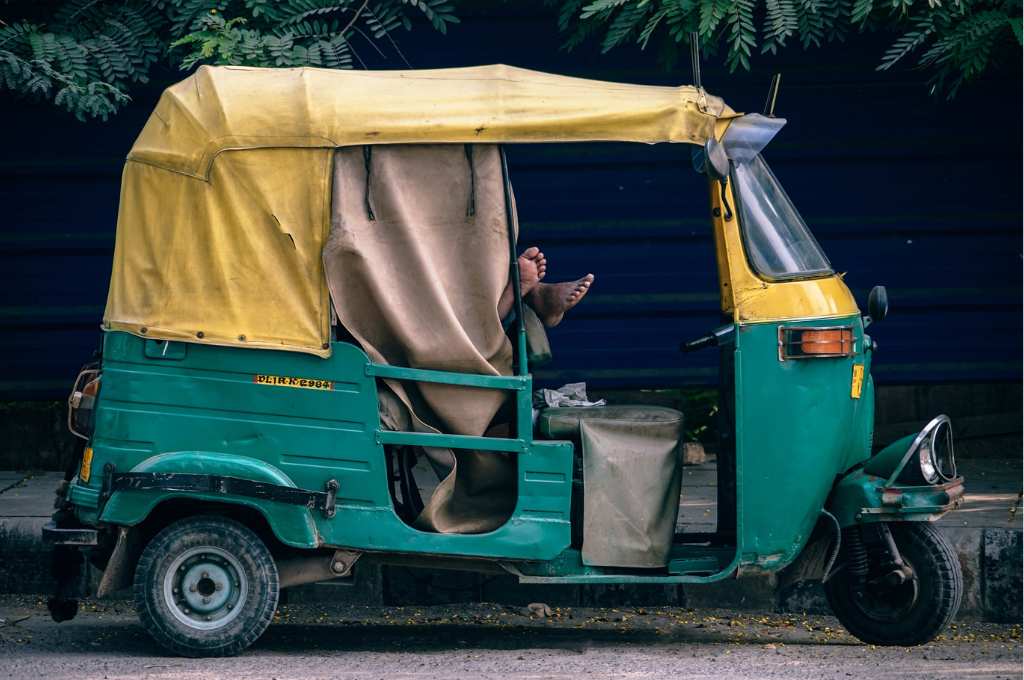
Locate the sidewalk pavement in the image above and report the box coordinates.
[1,459,1019,621]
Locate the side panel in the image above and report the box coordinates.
[81,332,571,560]
[87,332,385,546]
[734,314,871,569]
[101,451,321,548]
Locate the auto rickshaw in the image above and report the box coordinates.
[45,64,965,657]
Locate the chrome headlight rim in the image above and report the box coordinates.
[930,416,957,482]
[895,415,955,486]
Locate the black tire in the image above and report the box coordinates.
[825,522,962,646]
[133,516,279,657]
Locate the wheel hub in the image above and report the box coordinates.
[854,556,920,623]
[163,546,247,630]
[181,563,231,613]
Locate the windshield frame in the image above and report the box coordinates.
[729,155,834,283]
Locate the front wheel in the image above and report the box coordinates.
[826,522,962,646]
[133,516,279,657]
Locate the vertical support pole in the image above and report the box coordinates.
[499,147,533,442]
[763,73,782,117]
[690,32,702,91]
[499,147,528,378]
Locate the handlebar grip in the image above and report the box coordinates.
[680,335,716,353]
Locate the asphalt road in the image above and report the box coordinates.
[0,596,1020,680]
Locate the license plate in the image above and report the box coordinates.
[850,364,865,399]
[80,447,93,483]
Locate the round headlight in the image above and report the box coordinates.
[931,418,957,481]
[916,439,940,484]
[896,415,954,485]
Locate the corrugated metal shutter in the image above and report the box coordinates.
[1,15,1019,397]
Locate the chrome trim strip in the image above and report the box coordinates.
[777,325,857,361]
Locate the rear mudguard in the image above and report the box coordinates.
[99,451,321,549]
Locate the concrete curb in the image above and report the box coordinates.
[0,519,54,595]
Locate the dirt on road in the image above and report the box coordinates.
[0,595,1020,679]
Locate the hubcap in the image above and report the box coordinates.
[163,546,247,630]
[852,555,920,622]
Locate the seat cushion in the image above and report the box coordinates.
[539,405,684,441]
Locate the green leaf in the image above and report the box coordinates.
[581,0,631,19]
[638,7,669,48]
[877,16,934,70]
[600,3,650,51]
[1009,15,1023,44]
[851,0,874,23]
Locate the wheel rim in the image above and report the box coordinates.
[163,546,247,631]
[851,555,920,623]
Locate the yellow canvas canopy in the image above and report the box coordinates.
[105,65,735,356]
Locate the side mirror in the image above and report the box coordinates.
[691,138,729,182]
[704,138,729,181]
[867,285,888,325]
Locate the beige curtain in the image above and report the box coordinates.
[323,144,518,533]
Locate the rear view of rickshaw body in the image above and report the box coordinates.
[82,333,575,561]
[47,65,965,656]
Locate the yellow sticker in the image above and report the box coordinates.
[253,374,334,391]
[80,446,93,483]
[850,364,865,399]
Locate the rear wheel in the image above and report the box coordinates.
[825,522,962,646]
[134,516,279,657]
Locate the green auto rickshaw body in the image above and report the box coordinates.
[67,313,959,585]
[52,66,964,598]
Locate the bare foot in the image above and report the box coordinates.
[499,247,548,319]
[518,246,546,295]
[527,274,594,328]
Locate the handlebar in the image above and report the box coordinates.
[680,335,717,353]
[680,325,735,353]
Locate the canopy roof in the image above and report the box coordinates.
[106,65,736,358]
[129,64,735,178]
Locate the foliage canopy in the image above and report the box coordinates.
[0,1,456,120]
[1,0,1018,121]
[552,0,1022,96]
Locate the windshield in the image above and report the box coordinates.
[731,154,832,280]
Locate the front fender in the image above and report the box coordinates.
[99,451,320,548]
[829,467,965,528]
[830,414,965,527]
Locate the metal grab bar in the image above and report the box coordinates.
[366,363,529,391]
[375,430,528,453]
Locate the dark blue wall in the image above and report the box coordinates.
[2,8,1020,397]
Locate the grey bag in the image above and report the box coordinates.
[540,405,685,568]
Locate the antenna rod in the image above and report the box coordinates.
[764,73,782,117]
[690,32,702,90]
